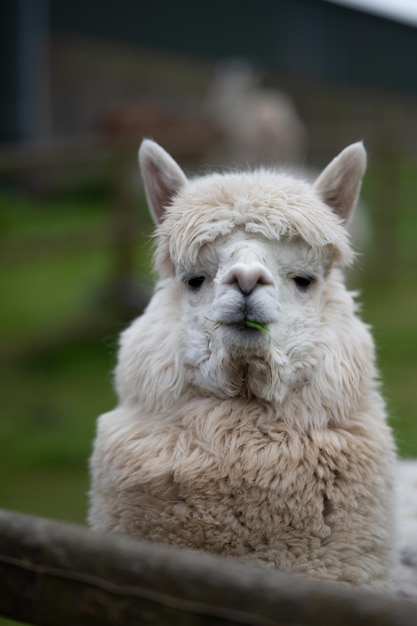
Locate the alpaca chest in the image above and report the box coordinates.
[90,406,394,583]
[155,427,350,551]
[164,451,335,561]
[107,419,383,559]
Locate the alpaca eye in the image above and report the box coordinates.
[186,276,205,290]
[293,275,314,291]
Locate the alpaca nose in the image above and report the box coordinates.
[222,262,274,296]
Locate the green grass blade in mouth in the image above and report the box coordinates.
[244,320,268,333]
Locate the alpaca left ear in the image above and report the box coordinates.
[138,139,188,225]
[313,142,367,224]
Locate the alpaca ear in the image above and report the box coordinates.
[138,139,188,225]
[313,142,367,224]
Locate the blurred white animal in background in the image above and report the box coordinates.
[204,59,307,167]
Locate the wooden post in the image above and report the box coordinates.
[0,508,416,626]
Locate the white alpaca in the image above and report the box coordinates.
[89,140,397,590]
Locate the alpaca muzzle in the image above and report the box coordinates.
[221,261,274,297]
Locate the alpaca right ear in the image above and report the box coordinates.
[138,139,188,225]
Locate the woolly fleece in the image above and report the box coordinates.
[89,140,396,590]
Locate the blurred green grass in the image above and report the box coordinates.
[0,187,153,529]
[1,161,417,539]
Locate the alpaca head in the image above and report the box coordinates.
[128,140,369,424]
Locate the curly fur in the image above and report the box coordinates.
[89,140,396,590]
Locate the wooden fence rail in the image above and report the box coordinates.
[0,509,416,626]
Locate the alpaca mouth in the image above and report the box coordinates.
[223,319,269,336]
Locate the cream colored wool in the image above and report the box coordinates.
[89,140,396,589]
